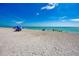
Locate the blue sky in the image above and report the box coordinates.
[0,3,79,27]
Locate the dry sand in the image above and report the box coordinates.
[0,28,79,56]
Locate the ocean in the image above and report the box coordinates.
[24,27,79,33]
[0,26,79,33]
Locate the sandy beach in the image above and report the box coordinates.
[0,28,79,56]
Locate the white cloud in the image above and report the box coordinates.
[41,3,58,10]
[59,16,67,22]
[60,18,79,22]
[16,21,23,24]
[71,19,79,22]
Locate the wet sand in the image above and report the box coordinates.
[0,28,79,56]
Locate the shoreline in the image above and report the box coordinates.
[0,27,79,34]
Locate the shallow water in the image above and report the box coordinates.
[0,26,79,33]
[24,27,79,33]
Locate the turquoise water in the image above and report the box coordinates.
[24,27,79,33]
[0,26,79,33]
